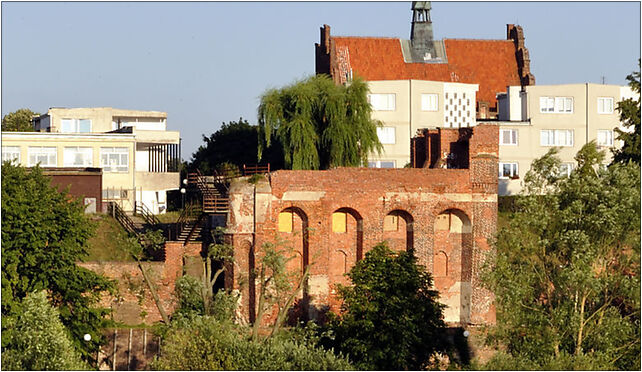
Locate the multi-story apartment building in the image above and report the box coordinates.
[496,84,636,195]
[1,107,181,214]
[367,80,478,168]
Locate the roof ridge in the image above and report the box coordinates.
[444,38,511,42]
[333,35,402,40]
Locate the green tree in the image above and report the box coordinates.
[483,143,640,370]
[189,118,284,174]
[613,60,641,165]
[322,242,446,370]
[1,291,87,370]
[1,163,113,361]
[1,108,38,131]
[258,75,382,170]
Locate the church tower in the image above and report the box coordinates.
[410,1,437,61]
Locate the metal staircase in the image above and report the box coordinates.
[178,164,270,245]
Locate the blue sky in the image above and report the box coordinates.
[2,1,640,158]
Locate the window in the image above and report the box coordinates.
[383,214,398,231]
[278,211,293,232]
[540,96,573,113]
[376,127,396,144]
[100,147,129,172]
[102,189,128,200]
[558,163,575,177]
[498,162,519,179]
[421,93,439,111]
[368,160,396,168]
[499,129,518,145]
[332,212,347,233]
[61,119,91,133]
[597,97,614,114]
[28,147,57,167]
[597,130,614,147]
[540,129,574,147]
[64,147,93,166]
[368,93,396,111]
[2,146,20,164]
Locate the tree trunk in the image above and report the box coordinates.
[137,259,170,324]
[270,265,310,338]
[575,292,588,356]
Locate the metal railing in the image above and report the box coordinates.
[203,194,229,214]
[174,202,202,241]
[135,202,161,226]
[109,201,137,235]
[242,163,270,176]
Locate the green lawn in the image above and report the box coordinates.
[85,214,137,262]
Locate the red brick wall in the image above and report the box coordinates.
[228,124,498,326]
[78,241,203,325]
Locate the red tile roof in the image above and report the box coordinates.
[332,36,521,107]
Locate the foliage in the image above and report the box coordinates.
[258,75,382,170]
[189,117,284,174]
[1,291,88,370]
[252,241,310,341]
[482,142,641,370]
[151,315,353,370]
[172,228,237,322]
[140,229,166,259]
[173,275,206,318]
[1,108,37,132]
[613,59,641,165]
[1,163,114,361]
[321,242,446,370]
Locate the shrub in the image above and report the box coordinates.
[151,316,353,370]
[1,291,87,370]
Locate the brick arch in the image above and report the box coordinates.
[329,207,363,285]
[383,209,414,252]
[278,206,309,271]
[433,208,473,324]
[277,206,310,322]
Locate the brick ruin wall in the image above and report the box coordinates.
[78,242,202,325]
[227,124,499,326]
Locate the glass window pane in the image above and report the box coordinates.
[61,119,75,133]
[78,120,91,133]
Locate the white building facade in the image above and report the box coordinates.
[496,84,635,195]
[367,80,479,168]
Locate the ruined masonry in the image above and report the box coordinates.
[226,123,499,326]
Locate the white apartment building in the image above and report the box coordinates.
[367,79,479,168]
[496,84,635,195]
[2,107,181,214]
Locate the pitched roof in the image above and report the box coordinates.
[331,36,521,106]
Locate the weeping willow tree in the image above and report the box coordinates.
[258,75,382,170]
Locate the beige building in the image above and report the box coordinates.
[496,84,636,195]
[2,107,180,214]
[367,80,479,168]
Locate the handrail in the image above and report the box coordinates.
[202,194,229,214]
[243,163,270,176]
[183,214,207,245]
[135,202,161,226]
[110,202,137,235]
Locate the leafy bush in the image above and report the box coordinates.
[151,316,353,370]
[173,275,206,319]
[1,291,87,370]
